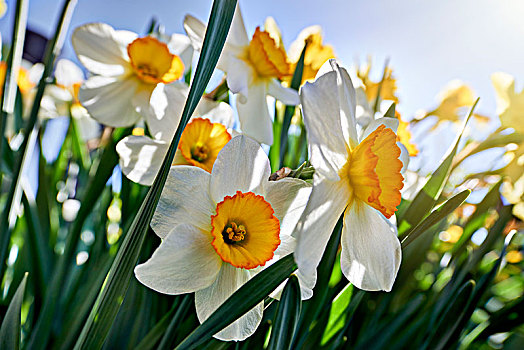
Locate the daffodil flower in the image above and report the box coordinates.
[40,59,100,141]
[491,72,524,134]
[135,135,311,341]
[184,4,300,145]
[116,82,235,186]
[294,59,405,292]
[72,22,192,133]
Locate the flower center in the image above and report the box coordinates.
[246,27,291,79]
[127,37,184,84]
[223,222,246,243]
[176,118,232,172]
[191,143,209,162]
[342,124,404,218]
[211,191,280,269]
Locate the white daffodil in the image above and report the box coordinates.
[184,4,300,145]
[40,59,100,141]
[116,81,235,186]
[72,22,193,131]
[135,135,311,341]
[294,59,406,292]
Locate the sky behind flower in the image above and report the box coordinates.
[1,0,524,120]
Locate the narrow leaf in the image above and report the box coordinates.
[321,283,353,345]
[401,189,470,248]
[268,275,302,350]
[175,254,296,350]
[0,273,28,350]
[279,43,307,167]
[398,98,478,235]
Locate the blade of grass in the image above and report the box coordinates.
[267,275,302,350]
[73,1,237,348]
[401,189,470,248]
[279,43,306,168]
[0,273,27,350]
[398,98,478,236]
[175,254,296,350]
[0,0,77,282]
[0,0,29,185]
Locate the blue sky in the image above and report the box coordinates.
[1,0,524,119]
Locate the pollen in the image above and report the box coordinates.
[176,118,232,172]
[223,222,246,243]
[343,125,404,218]
[211,191,280,269]
[246,27,291,79]
[127,37,184,84]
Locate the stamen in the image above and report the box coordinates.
[222,222,246,243]
[191,143,209,162]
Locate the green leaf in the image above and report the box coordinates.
[320,283,353,345]
[279,43,307,168]
[398,98,478,236]
[401,189,470,248]
[27,130,125,350]
[383,102,396,118]
[451,180,502,257]
[424,280,475,350]
[0,273,28,350]
[267,275,302,350]
[293,215,343,349]
[133,306,177,350]
[0,0,77,282]
[73,2,237,349]
[0,0,29,169]
[157,294,193,350]
[175,254,296,350]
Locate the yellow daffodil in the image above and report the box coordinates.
[116,82,235,186]
[492,72,524,134]
[184,4,300,145]
[357,58,399,104]
[295,60,405,292]
[135,135,312,341]
[396,114,419,157]
[72,23,193,132]
[500,141,524,220]
[422,80,489,127]
[287,25,335,84]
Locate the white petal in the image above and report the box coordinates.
[195,264,263,341]
[167,33,194,73]
[194,98,235,128]
[328,60,359,148]
[360,117,399,142]
[227,3,250,47]
[268,79,300,105]
[78,76,141,127]
[236,83,273,145]
[300,70,348,180]
[116,136,168,186]
[340,200,402,292]
[134,223,221,294]
[55,59,84,86]
[146,82,188,142]
[152,166,215,238]
[226,55,251,100]
[72,23,136,76]
[294,177,350,283]
[397,141,409,174]
[265,178,312,237]
[210,135,271,203]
